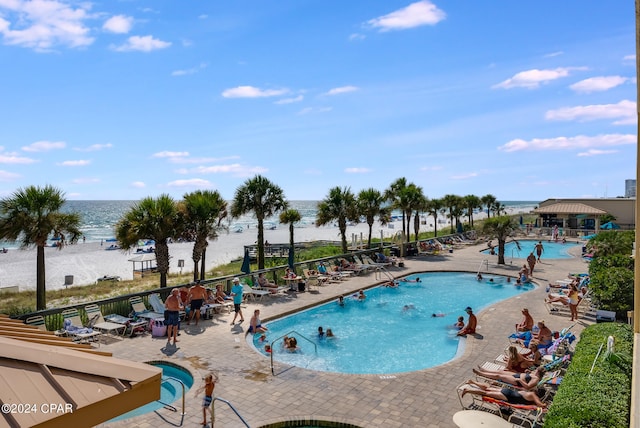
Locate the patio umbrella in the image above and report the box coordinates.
[288,245,295,271]
[600,221,620,230]
[240,248,251,274]
[583,234,598,240]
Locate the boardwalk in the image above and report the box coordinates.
[100,240,591,428]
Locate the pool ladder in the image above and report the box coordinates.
[212,397,250,427]
[477,259,489,276]
[270,330,318,375]
[374,266,395,282]
[155,376,186,426]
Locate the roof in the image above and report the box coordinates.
[0,317,161,427]
[128,253,157,262]
[533,202,607,215]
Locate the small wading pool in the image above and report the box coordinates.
[482,240,579,259]
[109,361,194,422]
[251,272,535,374]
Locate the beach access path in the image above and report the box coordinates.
[98,239,590,428]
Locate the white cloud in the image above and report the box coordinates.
[0,0,94,51]
[71,177,99,184]
[493,67,586,89]
[545,100,636,125]
[570,76,629,93]
[297,107,332,115]
[22,140,66,152]
[349,33,365,41]
[74,143,113,152]
[623,54,636,61]
[577,149,618,157]
[169,155,240,164]
[0,170,21,180]
[274,95,304,104]
[345,167,371,173]
[325,86,358,96]
[498,133,635,152]
[544,51,564,58]
[222,86,289,98]
[58,159,90,166]
[103,15,133,34]
[0,153,36,164]
[167,178,213,188]
[420,166,443,172]
[171,63,207,76]
[112,35,171,52]
[198,14,208,20]
[367,1,446,32]
[152,151,189,158]
[451,172,478,180]
[131,181,146,188]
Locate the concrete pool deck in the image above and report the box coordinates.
[99,239,591,428]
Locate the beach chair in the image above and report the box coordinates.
[25,315,65,336]
[148,293,187,319]
[129,296,164,320]
[84,304,126,340]
[242,283,270,301]
[61,308,102,344]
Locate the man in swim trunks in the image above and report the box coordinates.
[535,241,544,261]
[165,288,184,344]
[248,309,267,334]
[516,308,534,332]
[460,379,547,407]
[457,307,477,336]
[527,252,536,275]
[187,280,207,326]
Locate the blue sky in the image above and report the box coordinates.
[0,1,635,202]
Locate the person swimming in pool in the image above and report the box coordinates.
[455,316,465,329]
[431,312,445,317]
[403,304,415,311]
[398,277,421,283]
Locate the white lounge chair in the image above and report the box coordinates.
[62,308,102,345]
[242,283,270,301]
[85,304,126,340]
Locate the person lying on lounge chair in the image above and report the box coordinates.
[473,366,546,390]
[257,272,280,293]
[460,379,547,407]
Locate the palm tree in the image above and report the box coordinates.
[357,188,390,248]
[316,186,359,253]
[231,175,287,270]
[279,208,302,263]
[0,185,81,310]
[481,194,497,218]
[425,198,443,237]
[413,194,428,242]
[491,201,507,217]
[181,190,228,282]
[482,215,520,264]
[385,178,408,238]
[115,194,180,288]
[463,194,482,227]
[441,194,461,234]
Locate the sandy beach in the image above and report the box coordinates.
[0,205,534,291]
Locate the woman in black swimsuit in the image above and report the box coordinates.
[460,380,547,407]
[472,366,546,390]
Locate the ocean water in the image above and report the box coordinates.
[1,200,539,249]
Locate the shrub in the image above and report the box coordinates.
[544,323,632,428]
[589,267,634,316]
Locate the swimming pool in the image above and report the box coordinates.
[250,272,535,374]
[109,361,194,422]
[482,240,579,259]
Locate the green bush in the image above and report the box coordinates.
[544,323,632,428]
[589,267,634,316]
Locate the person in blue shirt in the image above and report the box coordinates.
[230,277,245,324]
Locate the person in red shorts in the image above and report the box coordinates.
[457,306,477,336]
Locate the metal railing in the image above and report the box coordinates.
[154,375,186,427]
[212,397,250,427]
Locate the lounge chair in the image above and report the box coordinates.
[148,293,187,319]
[84,304,127,340]
[61,308,102,344]
[545,289,595,318]
[242,283,270,301]
[25,315,65,336]
[129,296,165,320]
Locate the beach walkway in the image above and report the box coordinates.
[98,240,591,428]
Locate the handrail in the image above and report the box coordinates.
[212,397,250,427]
[154,375,186,427]
[477,259,489,276]
[270,330,318,375]
[374,266,395,282]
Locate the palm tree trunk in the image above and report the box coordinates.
[498,240,506,264]
[257,217,265,269]
[339,219,348,253]
[200,248,206,281]
[367,222,373,248]
[36,245,46,310]
[156,242,170,287]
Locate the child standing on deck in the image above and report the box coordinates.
[199,373,218,426]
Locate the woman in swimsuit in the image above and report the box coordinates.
[461,379,547,407]
[472,366,546,390]
[504,345,536,373]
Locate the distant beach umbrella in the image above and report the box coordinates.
[600,221,620,230]
[288,245,295,271]
[241,248,251,274]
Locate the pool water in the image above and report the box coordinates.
[109,362,194,422]
[482,240,579,259]
[252,272,534,374]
